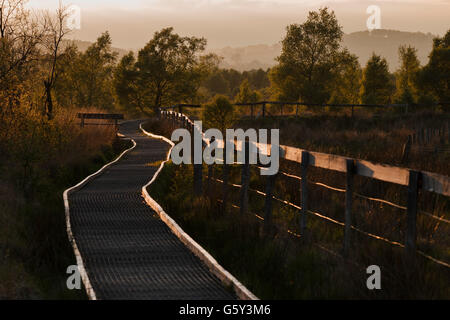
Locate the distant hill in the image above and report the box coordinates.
[209,29,436,72]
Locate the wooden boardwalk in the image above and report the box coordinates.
[68,120,235,300]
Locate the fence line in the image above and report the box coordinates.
[159,108,450,268]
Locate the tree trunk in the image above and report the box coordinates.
[44,80,53,120]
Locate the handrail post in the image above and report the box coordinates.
[344,159,355,257]
[222,141,229,214]
[240,140,250,215]
[406,170,420,260]
[263,172,277,237]
[206,136,215,198]
[192,123,203,196]
[300,151,309,237]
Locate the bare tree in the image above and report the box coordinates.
[0,0,23,38]
[0,0,44,85]
[41,3,71,119]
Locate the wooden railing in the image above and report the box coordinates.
[234,101,450,118]
[159,109,450,268]
[77,113,124,128]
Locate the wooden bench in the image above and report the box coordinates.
[77,113,124,129]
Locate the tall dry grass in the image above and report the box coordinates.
[0,101,122,299]
[144,116,449,299]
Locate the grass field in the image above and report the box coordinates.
[143,115,450,299]
[0,107,132,299]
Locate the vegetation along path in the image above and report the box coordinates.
[67,120,235,300]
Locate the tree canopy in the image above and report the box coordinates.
[114,27,213,115]
[270,7,345,104]
[417,30,450,108]
[360,53,394,105]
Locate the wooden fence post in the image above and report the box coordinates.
[206,136,215,198]
[191,123,203,196]
[300,151,310,236]
[406,170,420,259]
[264,172,277,236]
[240,140,250,215]
[344,159,355,257]
[222,141,229,214]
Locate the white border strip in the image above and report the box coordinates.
[63,132,137,300]
[139,123,258,301]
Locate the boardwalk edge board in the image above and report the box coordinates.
[140,123,259,301]
[63,123,138,300]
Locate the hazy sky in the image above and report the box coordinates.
[27,0,450,49]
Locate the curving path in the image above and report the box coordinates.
[68,120,235,300]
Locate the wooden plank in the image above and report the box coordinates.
[309,151,348,172]
[422,171,450,197]
[77,113,124,120]
[282,146,347,172]
[356,160,410,186]
[282,145,304,163]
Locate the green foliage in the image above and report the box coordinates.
[394,45,421,104]
[113,52,144,114]
[271,7,345,104]
[360,53,395,104]
[417,29,450,109]
[235,78,259,103]
[203,68,270,101]
[328,50,362,104]
[114,27,213,114]
[202,95,235,132]
[55,32,118,110]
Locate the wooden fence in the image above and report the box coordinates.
[234,101,450,119]
[159,109,450,268]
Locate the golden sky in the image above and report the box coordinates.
[27,0,450,49]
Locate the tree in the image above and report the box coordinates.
[417,29,450,108]
[55,32,118,110]
[360,53,394,105]
[203,95,234,133]
[41,4,71,119]
[0,0,44,89]
[121,27,208,114]
[328,50,362,104]
[202,95,235,214]
[394,45,420,104]
[270,7,344,104]
[76,32,117,109]
[235,79,259,104]
[113,52,144,113]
